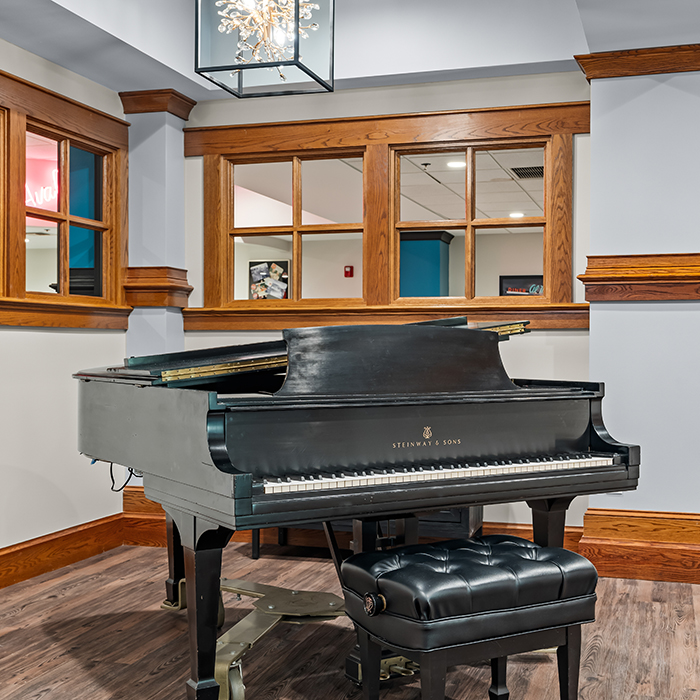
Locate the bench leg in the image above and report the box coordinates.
[357,628,382,700]
[489,656,509,699]
[557,625,581,700]
[420,651,447,700]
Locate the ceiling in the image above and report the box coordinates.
[0,0,699,101]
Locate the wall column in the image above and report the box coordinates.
[120,90,196,358]
[575,48,700,582]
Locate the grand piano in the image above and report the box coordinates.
[75,320,639,699]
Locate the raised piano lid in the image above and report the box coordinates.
[276,324,517,396]
[117,322,520,395]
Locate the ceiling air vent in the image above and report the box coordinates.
[511,166,544,179]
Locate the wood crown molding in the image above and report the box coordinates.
[119,89,197,121]
[124,267,193,308]
[575,44,700,81]
[578,253,700,301]
[183,303,590,331]
[578,508,700,584]
[0,68,128,148]
[184,101,590,156]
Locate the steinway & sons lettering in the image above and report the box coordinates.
[392,438,462,449]
[393,427,461,449]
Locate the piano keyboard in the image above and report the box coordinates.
[262,453,615,494]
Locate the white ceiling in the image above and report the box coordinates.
[0,0,699,101]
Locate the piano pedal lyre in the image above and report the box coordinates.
[213,578,345,700]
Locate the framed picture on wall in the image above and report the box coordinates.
[499,275,543,297]
[249,260,289,299]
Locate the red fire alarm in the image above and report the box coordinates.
[344,265,354,278]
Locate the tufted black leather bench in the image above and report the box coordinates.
[341,534,597,699]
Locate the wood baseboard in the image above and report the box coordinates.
[0,514,125,589]
[4,490,697,588]
[578,508,700,583]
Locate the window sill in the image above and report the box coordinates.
[0,297,131,329]
[183,302,589,331]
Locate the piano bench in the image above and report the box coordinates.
[340,534,598,700]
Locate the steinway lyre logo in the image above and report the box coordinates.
[423,426,433,439]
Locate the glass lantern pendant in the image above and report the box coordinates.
[196,0,334,98]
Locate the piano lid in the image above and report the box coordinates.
[119,319,524,393]
[275,324,517,396]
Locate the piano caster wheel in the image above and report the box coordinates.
[218,591,225,629]
[228,661,246,700]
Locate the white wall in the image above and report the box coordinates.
[0,43,127,548]
[0,329,125,548]
[0,36,124,118]
[301,236,363,299]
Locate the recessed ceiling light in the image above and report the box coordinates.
[509,212,525,218]
[447,161,466,168]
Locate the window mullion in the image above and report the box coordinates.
[465,146,475,299]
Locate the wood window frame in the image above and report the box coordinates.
[185,102,590,330]
[0,69,130,329]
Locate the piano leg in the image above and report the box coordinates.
[165,508,233,700]
[527,497,575,548]
[165,513,186,608]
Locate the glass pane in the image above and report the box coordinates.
[70,146,102,220]
[399,230,465,298]
[475,147,544,220]
[25,219,59,293]
[301,158,363,224]
[400,153,466,221]
[69,225,102,297]
[475,226,544,297]
[234,162,292,227]
[26,132,59,212]
[301,232,363,299]
[233,235,292,300]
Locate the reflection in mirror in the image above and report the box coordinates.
[301,232,362,299]
[234,235,292,300]
[25,218,59,293]
[301,158,363,224]
[475,147,544,220]
[400,153,466,221]
[399,230,465,297]
[234,162,292,227]
[475,226,544,297]
[69,226,102,296]
[26,132,59,213]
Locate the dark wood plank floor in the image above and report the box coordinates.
[1,541,699,699]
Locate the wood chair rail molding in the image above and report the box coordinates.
[183,303,590,331]
[575,44,700,81]
[0,298,131,329]
[124,267,194,308]
[184,101,590,155]
[578,253,700,301]
[119,89,197,121]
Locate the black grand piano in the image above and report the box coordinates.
[75,321,639,699]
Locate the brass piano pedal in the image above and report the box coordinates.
[388,663,415,677]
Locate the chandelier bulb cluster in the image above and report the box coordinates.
[216,0,320,80]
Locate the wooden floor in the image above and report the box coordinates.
[1,541,699,700]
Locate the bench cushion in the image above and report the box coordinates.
[341,535,597,651]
